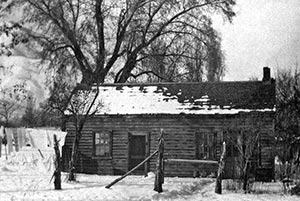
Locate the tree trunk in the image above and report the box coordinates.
[53,134,62,190]
[116,54,137,83]
[68,131,80,181]
[60,113,67,132]
[5,117,9,127]
[0,136,2,157]
[154,129,164,193]
[242,172,248,192]
[215,142,226,194]
[81,70,97,85]
[3,132,7,160]
[242,162,249,192]
[5,145,7,160]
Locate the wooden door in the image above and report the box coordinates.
[128,134,146,173]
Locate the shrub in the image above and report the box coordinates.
[291,183,300,196]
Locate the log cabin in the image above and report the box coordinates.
[62,67,276,180]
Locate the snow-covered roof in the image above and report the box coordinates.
[72,81,276,115]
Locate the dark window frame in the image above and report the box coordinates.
[195,131,218,160]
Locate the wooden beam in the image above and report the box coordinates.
[164,159,218,165]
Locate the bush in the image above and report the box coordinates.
[291,183,300,196]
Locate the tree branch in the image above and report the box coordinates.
[95,0,105,73]
[129,70,170,82]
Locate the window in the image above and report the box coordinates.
[196,132,217,160]
[93,131,112,157]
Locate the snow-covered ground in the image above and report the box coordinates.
[0,155,299,201]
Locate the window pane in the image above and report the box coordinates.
[204,134,207,145]
[198,133,203,159]
[99,146,105,156]
[95,133,100,144]
[104,145,109,154]
[95,145,101,156]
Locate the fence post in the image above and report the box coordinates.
[154,129,164,193]
[215,141,226,194]
[53,134,62,190]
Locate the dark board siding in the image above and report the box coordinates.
[63,112,275,177]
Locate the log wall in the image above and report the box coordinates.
[62,112,275,178]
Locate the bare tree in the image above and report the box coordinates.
[65,85,103,181]
[0,99,20,125]
[125,14,226,83]
[0,84,27,126]
[2,0,235,85]
[225,115,264,193]
[47,67,78,131]
[206,29,225,82]
[276,68,300,179]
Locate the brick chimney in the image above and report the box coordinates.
[262,67,271,82]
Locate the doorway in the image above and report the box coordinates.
[128,133,148,174]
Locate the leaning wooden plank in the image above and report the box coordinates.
[38,149,44,159]
[105,149,159,189]
[164,159,218,164]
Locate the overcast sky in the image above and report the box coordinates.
[214,0,300,81]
